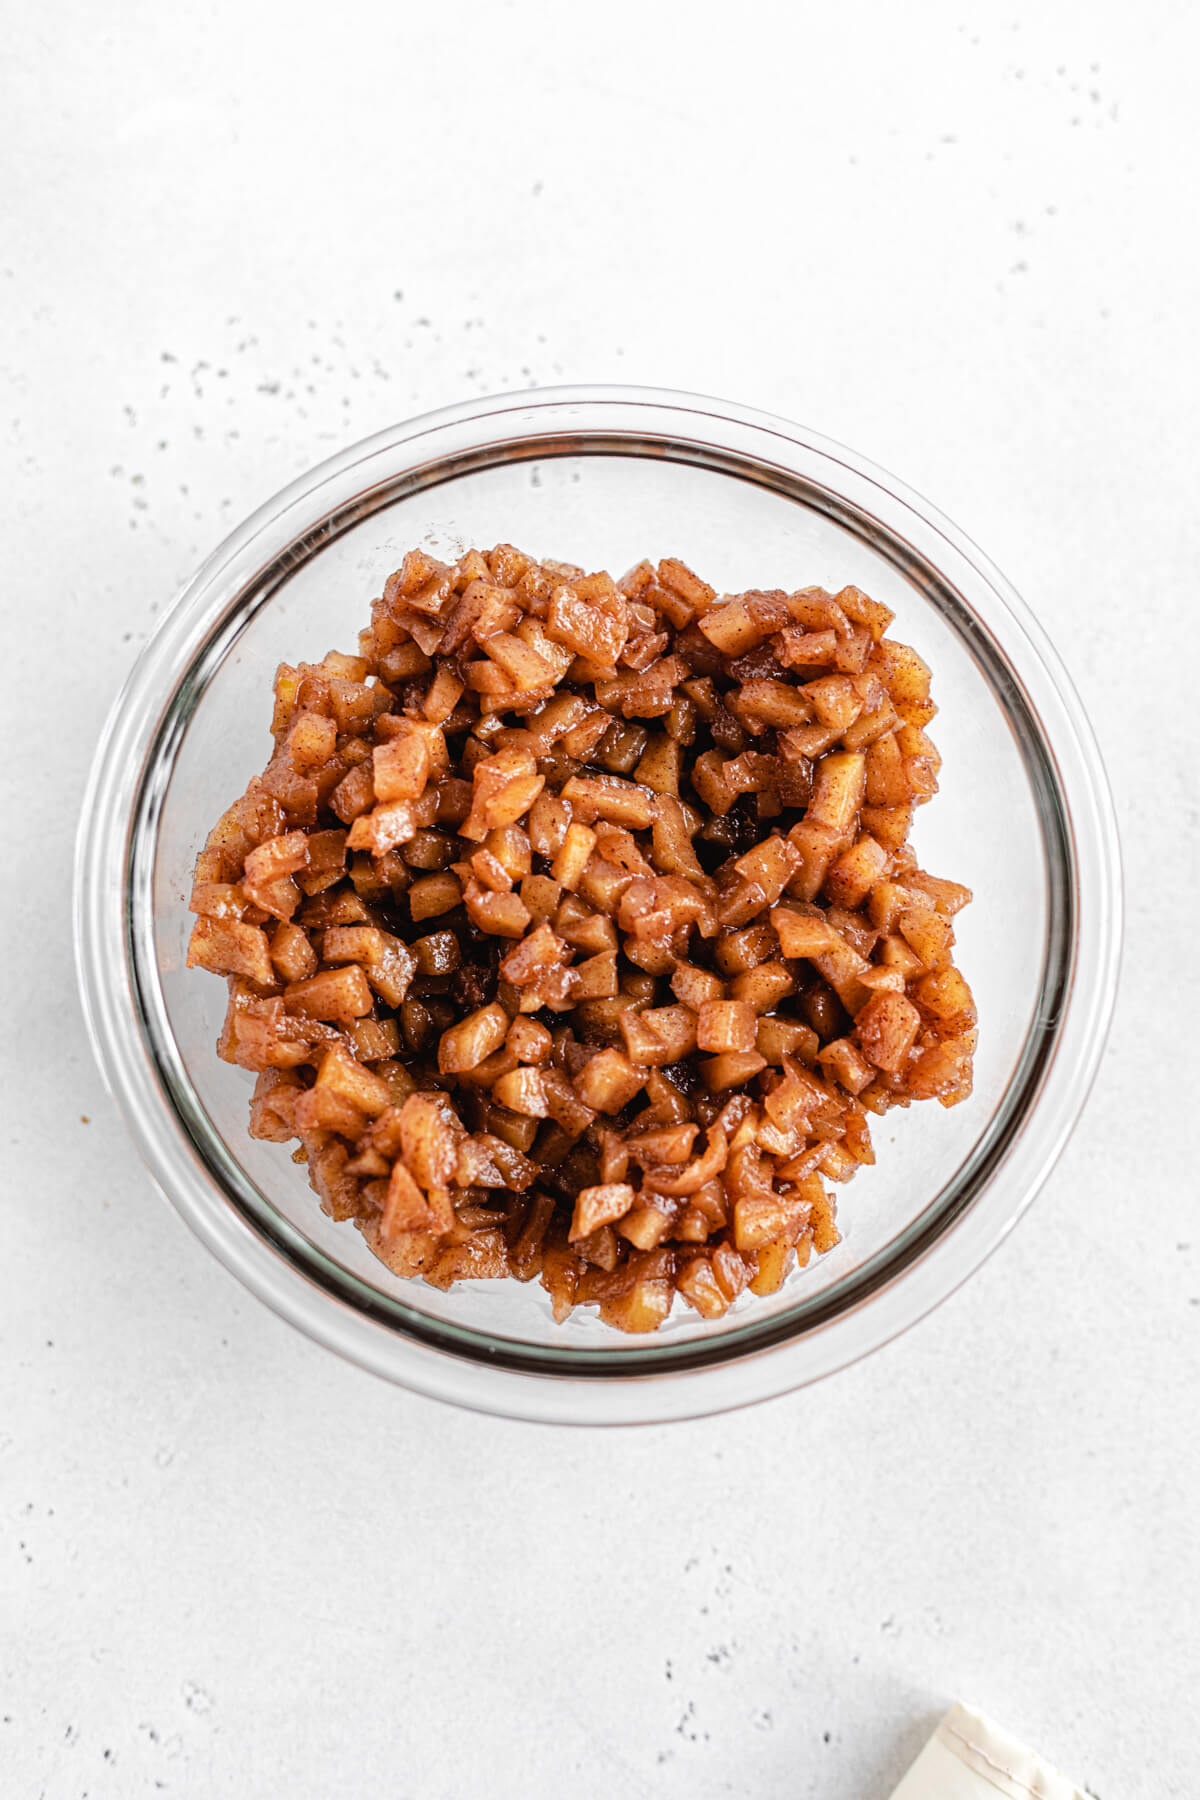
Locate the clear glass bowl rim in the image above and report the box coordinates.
[74,385,1122,1425]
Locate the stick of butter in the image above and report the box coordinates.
[888,1703,1089,1800]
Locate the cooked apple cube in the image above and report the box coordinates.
[729,961,793,1008]
[702,1050,767,1090]
[733,833,801,906]
[347,798,427,855]
[269,920,317,984]
[186,916,274,987]
[618,1200,678,1251]
[898,904,954,970]
[491,1068,549,1117]
[464,880,531,938]
[568,949,618,1000]
[284,964,373,1022]
[714,923,777,976]
[546,585,628,665]
[552,821,597,891]
[461,749,546,841]
[348,1016,401,1063]
[438,1002,510,1074]
[696,1001,757,1055]
[670,961,724,1010]
[286,709,337,770]
[373,723,432,802]
[817,1036,875,1095]
[855,991,921,1073]
[569,1182,637,1239]
[313,1042,391,1119]
[914,965,977,1038]
[807,751,866,836]
[756,1017,818,1064]
[597,1277,674,1333]
[573,1048,647,1114]
[560,775,654,829]
[771,905,833,959]
[823,834,889,910]
[408,871,462,921]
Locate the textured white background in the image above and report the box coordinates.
[3,2,1198,1796]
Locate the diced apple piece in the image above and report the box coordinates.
[834,584,894,642]
[348,1016,401,1062]
[702,1050,767,1090]
[501,1018,548,1066]
[698,595,787,655]
[855,991,921,1073]
[546,584,628,665]
[464,880,531,938]
[696,1001,757,1055]
[248,1069,302,1142]
[573,1048,647,1114]
[552,821,597,891]
[438,1002,510,1074]
[733,834,801,906]
[898,904,954,970]
[373,723,433,802]
[807,751,866,836]
[756,1017,818,1064]
[314,1042,391,1119]
[461,749,546,841]
[733,1188,809,1254]
[859,803,912,852]
[865,732,910,806]
[491,1068,549,1117]
[906,1036,975,1102]
[670,961,724,1009]
[527,791,571,859]
[347,797,431,855]
[823,835,889,910]
[598,1277,674,1333]
[569,1182,637,1239]
[560,775,653,830]
[771,905,833,959]
[914,965,977,1039]
[409,871,462,921]
[481,630,555,688]
[284,964,373,1022]
[287,709,337,769]
[269,920,317,983]
[729,961,793,1008]
[749,1237,796,1295]
[186,916,274,986]
[421,664,465,723]
[817,1036,875,1095]
[569,950,618,1000]
[907,869,973,916]
[714,923,777,976]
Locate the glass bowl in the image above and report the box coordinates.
[74,387,1121,1424]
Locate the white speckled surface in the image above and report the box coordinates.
[3,2,1197,1795]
